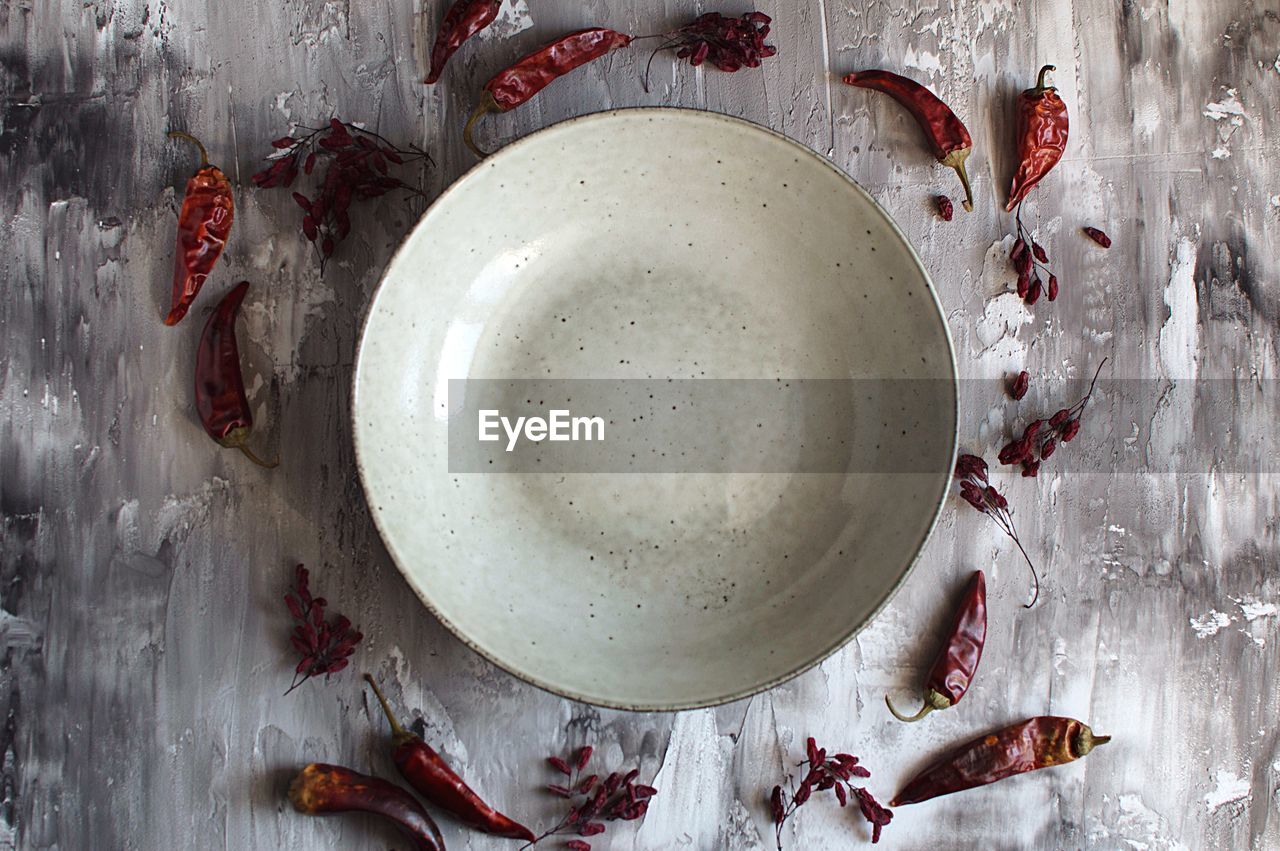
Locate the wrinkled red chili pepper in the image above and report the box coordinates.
[886,571,986,723]
[1006,65,1068,211]
[364,675,535,841]
[165,131,234,326]
[195,281,278,468]
[425,0,502,84]
[464,28,635,156]
[892,716,1110,806]
[289,763,445,851]
[842,70,975,212]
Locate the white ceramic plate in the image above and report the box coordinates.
[353,109,957,710]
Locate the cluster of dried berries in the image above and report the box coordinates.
[525,746,656,849]
[997,359,1106,479]
[645,12,776,89]
[935,195,954,222]
[769,738,891,848]
[284,564,363,695]
[1009,369,1030,400]
[1010,206,1058,305]
[1082,226,1112,248]
[252,118,429,272]
[954,455,1040,607]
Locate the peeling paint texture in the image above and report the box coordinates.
[2,1,1279,849]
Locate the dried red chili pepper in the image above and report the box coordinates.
[842,70,975,212]
[364,675,534,841]
[195,281,277,468]
[165,131,234,326]
[1006,65,1068,211]
[425,0,502,84]
[464,28,635,156]
[886,571,986,723]
[289,763,445,851]
[891,716,1110,806]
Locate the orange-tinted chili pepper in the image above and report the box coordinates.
[165,131,234,326]
[289,763,446,851]
[425,0,502,84]
[195,281,278,468]
[891,716,1110,806]
[1005,65,1068,211]
[464,28,635,156]
[843,70,975,212]
[365,675,535,841]
[886,571,986,723]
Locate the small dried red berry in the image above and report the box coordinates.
[1083,226,1112,248]
[935,195,954,221]
[1032,242,1048,263]
[1047,274,1059,301]
[1010,370,1030,400]
[548,756,572,775]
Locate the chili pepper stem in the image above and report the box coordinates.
[885,697,933,723]
[1076,729,1111,756]
[1034,64,1056,94]
[364,673,419,746]
[885,691,951,723]
[941,149,975,212]
[168,130,210,167]
[463,93,500,158]
[220,428,279,468]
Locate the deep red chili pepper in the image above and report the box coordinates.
[289,763,446,851]
[425,0,502,84]
[886,571,986,723]
[364,675,535,841]
[891,716,1110,806]
[195,281,278,468]
[464,28,635,156]
[842,70,975,212]
[165,131,234,326]
[1006,65,1069,211]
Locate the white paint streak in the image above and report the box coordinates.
[1158,237,1199,379]
[1204,770,1251,810]
[1203,88,1247,157]
[485,0,533,39]
[1189,610,1231,638]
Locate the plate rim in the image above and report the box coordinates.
[352,106,960,712]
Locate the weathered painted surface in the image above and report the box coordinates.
[2,1,1277,848]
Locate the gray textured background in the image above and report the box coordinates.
[2,1,1278,848]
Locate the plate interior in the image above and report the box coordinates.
[354,109,957,709]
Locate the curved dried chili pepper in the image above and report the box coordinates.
[425,0,502,84]
[195,281,278,468]
[364,675,535,841]
[165,131,234,326]
[1005,65,1068,211]
[289,763,446,851]
[842,70,975,212]
[891,716,1110,806]
[464,28,635,156]
[886,571,985,723]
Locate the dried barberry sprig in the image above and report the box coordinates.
[642,11,776,91]
[997,359,1107,479]
[770,738,891,848]
[252,118,431,273]
[954,455,1041,608]
[284,564,363,695]
[522,746,656,850]
[1010,203,1058,304]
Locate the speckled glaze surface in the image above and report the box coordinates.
[353,108,957,710]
